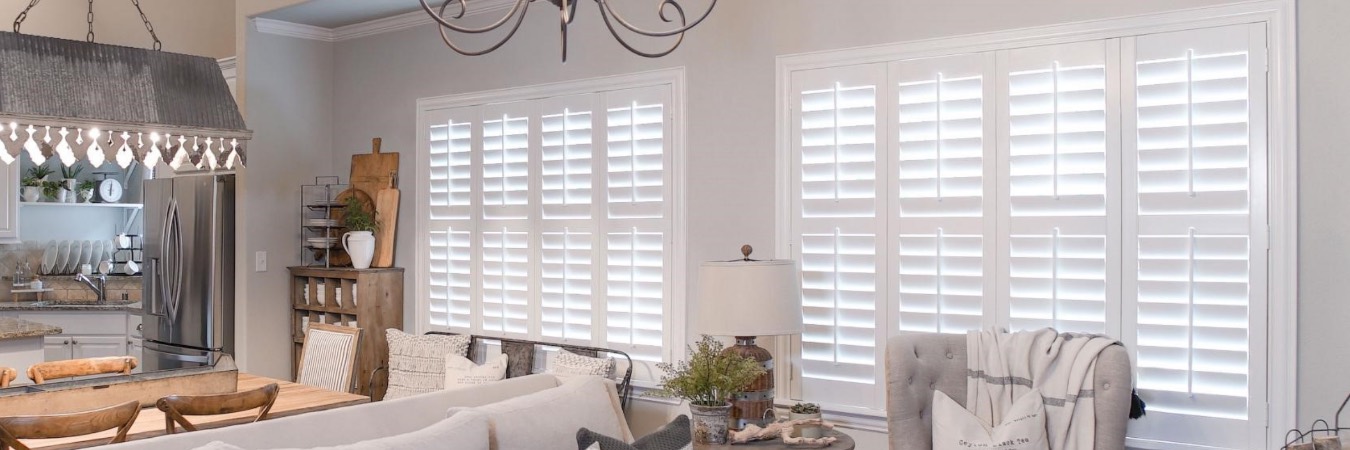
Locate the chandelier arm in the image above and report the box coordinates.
[447,0,468,19]
[435,0,532,56]
[594,0,715,38]
[596,0,685,58]
[419,0,529,34]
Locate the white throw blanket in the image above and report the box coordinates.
[966,328,1120,450]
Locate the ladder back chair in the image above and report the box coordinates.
[0,400,141,450]
[26,356,137,384]
[297,323,362,393]
[157,383,280,434]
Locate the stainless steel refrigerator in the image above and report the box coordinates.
[142,174,236,371]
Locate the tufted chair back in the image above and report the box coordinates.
[884,333,1131,450]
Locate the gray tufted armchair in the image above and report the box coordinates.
[884,333,1132,450]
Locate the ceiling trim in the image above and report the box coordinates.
[255,0,518,43]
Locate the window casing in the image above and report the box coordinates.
[417,70,685,381]
[779,19,1275,450]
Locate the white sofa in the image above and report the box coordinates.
[103,374,633,450]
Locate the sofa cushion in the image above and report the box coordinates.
[191,443,245,450]
[459,375,633,450]
[446,353,509,390]
[265,409,490,450]
[502,340,535,378]
[932,389,1048,450]
[578,415,690,450]
[385,330,471,399]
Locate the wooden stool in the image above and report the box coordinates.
[0,400,140,450]
[26,356,138,384]
[158,383,281,434]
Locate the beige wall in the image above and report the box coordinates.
[0,0,234,58]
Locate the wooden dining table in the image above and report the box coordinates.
[22,373,369,450]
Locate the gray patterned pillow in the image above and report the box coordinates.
[577,415,690,450]
[501,340,535,378]
[384,330,471,399]
[549,348,615,379]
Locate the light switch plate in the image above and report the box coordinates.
[255,251,267,272]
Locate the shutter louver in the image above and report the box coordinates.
[541,96,595,220]
[426,107,477,332]
[1003,42,1112,334]
[791,65,885,410]
[482,105,530,220]
[893,55,990,334]
[1126,24,1263,449]
[541,229,593,342]
[481,229,530,336]
[605,229,665,362]
[428,227,473,330]
[607,87,667,220]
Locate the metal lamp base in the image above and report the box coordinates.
[725,336,774,429]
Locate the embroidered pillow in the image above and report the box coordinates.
[578,415,691,450]
[932,389,1049,450]
[444,353,509,390]
[549,348,615,379]
[385,330,471,399]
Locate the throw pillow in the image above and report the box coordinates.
[501,340,536,378]
[932,389,1049,450]
[549,348,615,379]
[578,415,691,450]
[445,353,509,390]
[384,330,471,399]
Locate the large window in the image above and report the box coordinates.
[416,70,684,379]
[780,20,1278,450]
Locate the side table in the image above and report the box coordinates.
[694,430,856,450]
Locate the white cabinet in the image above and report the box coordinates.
[127,337,144,373]
[10,311,131,362]
[43,335,70,361]
[0,161,18,243]
[71,335,127,359]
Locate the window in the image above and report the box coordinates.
[781,20,1274,450]
[417,70,684,379]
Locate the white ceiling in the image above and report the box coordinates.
[258,0,426,29]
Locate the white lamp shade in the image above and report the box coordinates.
[696,259,803,336]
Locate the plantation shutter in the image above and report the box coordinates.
[481,229,531,336]
[537,95,599,344]
[540,94,596,220]
[891,54,993,334]
[1124,24,1266,449]
[603,85,672,363]
[999,41,1117,334]
[481,102,531,220]
[426,106,478,331]
[790,64,886,410]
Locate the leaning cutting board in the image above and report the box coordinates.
[372,174,399,268]
[350,138,399,199]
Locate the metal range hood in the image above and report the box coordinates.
[0,31,249,170]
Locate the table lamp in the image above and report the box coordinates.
[697,245,803,429]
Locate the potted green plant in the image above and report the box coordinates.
[653,335,766,444]
[41,180,62,203]
[77,179,96,203]
[340,196,379,269]
[789,402,823,438]
[24,165,53,202]
[59,164,82,203]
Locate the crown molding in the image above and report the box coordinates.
[255,0,518,43]
[217,56,238,72]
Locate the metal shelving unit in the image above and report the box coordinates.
[300,177,347,268]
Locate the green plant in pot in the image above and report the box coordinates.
[59,164,82,203]
[77,179,96,203]
[340,196,380,269]
[789,402,823,439]
[653,335,766,444]
[23,165,52,202]
[40,180,62,203]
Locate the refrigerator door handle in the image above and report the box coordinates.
[147,258,165,317]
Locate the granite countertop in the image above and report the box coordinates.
[0,301,140,312]
[0,316,62,340]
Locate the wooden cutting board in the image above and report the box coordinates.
[373,174,399,268]
[350,138,398,199]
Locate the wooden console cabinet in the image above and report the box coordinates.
[287,266,402,400]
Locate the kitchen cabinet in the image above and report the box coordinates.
[4,311,132,363]
[127,337,143,373]
[44,335,127,360]
[0,161,18,244]
[43,335,69,361]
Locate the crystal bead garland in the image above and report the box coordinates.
[0,122,244,170]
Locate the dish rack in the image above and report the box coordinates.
[301,176,348,268]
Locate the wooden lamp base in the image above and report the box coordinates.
[724,336,774,429]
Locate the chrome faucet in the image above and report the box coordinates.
[74,273,108,304]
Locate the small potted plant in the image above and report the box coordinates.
[41,180,62,203]
[653,335,766,445]
[23,165,53,202]
[340,196,379,269]
[77,179,96,203]
[789,402,823,439]
[59,164,82,203]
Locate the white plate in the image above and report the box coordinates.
[104,240,114,262]
[92,240,103,267]
[66,240,81,273]
[82,240,94,267]
[57,240,71,274]
[41,240,56,274]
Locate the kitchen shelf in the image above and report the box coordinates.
[20,202,143,209]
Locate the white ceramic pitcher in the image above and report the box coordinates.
[343,231,376,269]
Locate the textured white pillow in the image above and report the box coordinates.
[384,330,471,399]
[265,409,491,450]
[932,389,1048,450]
[547,348,615,378]
[445,353,509,390]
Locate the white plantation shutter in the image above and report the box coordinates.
[1125,24,1266,449]
[790,64,886,409]
[891,54,993,334]
[419,74,680,382]
[1000,41,1116,334]
[426,107,478,331]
